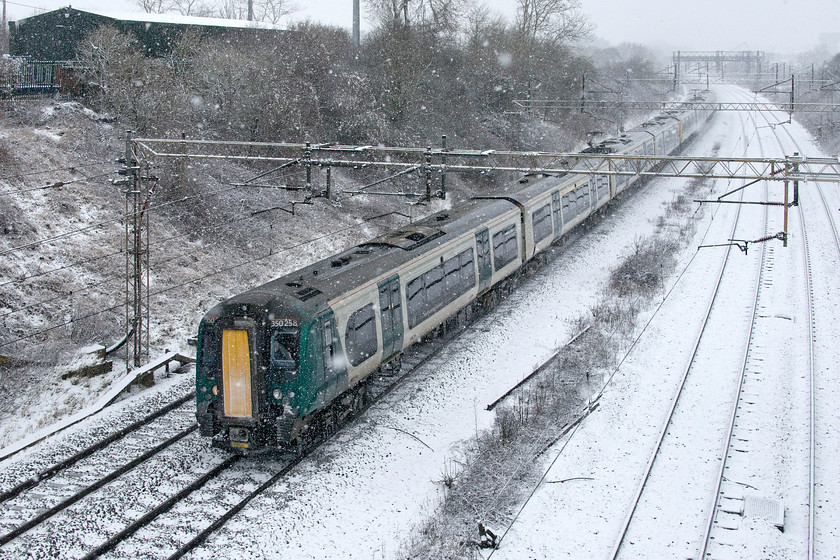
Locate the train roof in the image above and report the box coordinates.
[230,197,517,316]
[206,93,716,324]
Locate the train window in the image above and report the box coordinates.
[406,276,425,328]
[578,185,590,207]
[533,204,552,243]
[460,249,475,290]
[270,327,299,374]
[406,248,477,329]
[199,325,218,367]
[407,277,424,307]
[493,224,518,271]
[271,327,299,383]
[425,265,444,305]
[444,256,460,294]
[565,192,576,218]
[345,304,377,366]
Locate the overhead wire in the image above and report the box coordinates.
[0,181,252,257]
[145,211,397,299]
[0,211,400,351]
[0,272,123,320]
[0,160,115,182]
[0,173,310,327]
[0,249,123,289]
[0,170,119,197]
[0,301,123,350]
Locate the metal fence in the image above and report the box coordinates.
[1,57,74,98]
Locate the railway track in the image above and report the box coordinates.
[608,85,839,560]
[0,148,607,558]
[697,95,780,559]
[607,108,776,559]
[0,315,464,559]
[0,393,195,506]
[740,94,840,560]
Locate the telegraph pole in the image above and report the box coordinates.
[352,0,360,47]
[247,0,254,21]
[2,0,8,55]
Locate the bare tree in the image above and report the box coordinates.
[134,0,296,22]
[515,0,590,46]
[173,0,214,16]
[137,0,177,13]
[366,0,468,33]
[77,26,187,134]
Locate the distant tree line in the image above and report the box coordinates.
[79,0,663,151]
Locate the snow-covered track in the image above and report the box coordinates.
[0,393,194,505]
[0,323,458,559]
[608,110,774,559]
[748,99,840,560]
[0,424,197,546]
[163,331,470,560]
[699,102,773,558]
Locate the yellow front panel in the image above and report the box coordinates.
[222,329,252,418]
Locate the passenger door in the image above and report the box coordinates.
[378,275,404,360]
[475,228,492,293]
[222,319,257,418]
[320,313,343,403]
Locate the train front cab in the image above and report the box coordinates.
[196,312,266,450]
[196,298,340,452]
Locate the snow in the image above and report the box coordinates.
[488,87,839,559]
[1,87,837,559]
[183,87,838,559]
[185,99,746,559]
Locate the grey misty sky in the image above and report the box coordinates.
[5,0,839,54]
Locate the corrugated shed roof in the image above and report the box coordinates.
[16,6,286,31]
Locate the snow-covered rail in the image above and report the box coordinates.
[697,84,834,560]
[0,317,466,558]
[755,101,840,560]
[608,110,772,559]
[698,111,774,557]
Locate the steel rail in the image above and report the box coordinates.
[798,155,818,560]
[759,107,821,560]
[609,112,755,560]
[0,392,195,503]
[165,320,469,560]
[698,91,774,559]
[0,425,197,546]
[79,455,241,560]
[77,284,487,559]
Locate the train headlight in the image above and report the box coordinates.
[272,388,282,401]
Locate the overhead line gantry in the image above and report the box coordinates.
[121,137,840,369]
[512,100,840,114]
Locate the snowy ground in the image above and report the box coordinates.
[489,87,840,559]
[183,92,755,558]
[183,87,837,559]
[0,87,837,559]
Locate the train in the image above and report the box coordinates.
[195,94,715,452]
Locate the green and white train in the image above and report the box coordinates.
[196,97,714,452]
